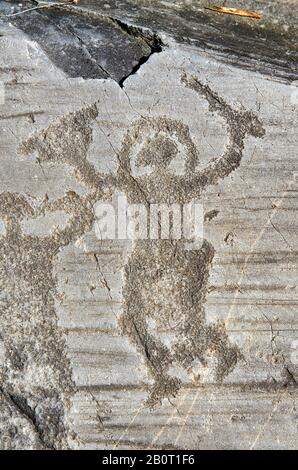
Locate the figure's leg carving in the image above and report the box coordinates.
[121,239,242,407]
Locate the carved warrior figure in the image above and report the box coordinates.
[0,75,265,443]
[117,75,265,405]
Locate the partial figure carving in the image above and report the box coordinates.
[0,106,102,449]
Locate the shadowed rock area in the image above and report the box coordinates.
[0,0,162,82]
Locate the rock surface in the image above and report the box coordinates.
[0,0,297,450]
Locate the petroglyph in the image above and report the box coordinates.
[0,105,103,448]
[116,75,265,405]
[19,104,103,191]
[121,239,243,407]
[116,75,264,206]
[0,71,265,436]
[0,191,100,448]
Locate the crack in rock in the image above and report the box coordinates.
[0,0,164,84]
[0,105,105,449]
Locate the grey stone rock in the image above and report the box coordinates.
[0,0,297,450]
[0,0,160,83]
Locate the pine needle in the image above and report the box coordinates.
[206,6,262,19]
